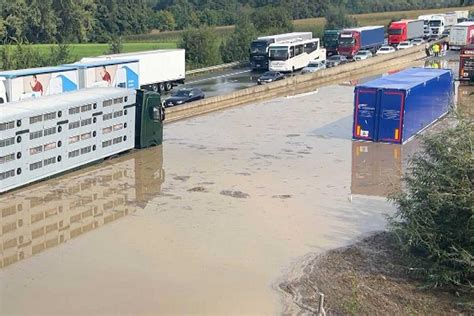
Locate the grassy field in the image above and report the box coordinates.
[32,42,177,61]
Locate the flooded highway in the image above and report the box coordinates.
[1,54,470,315]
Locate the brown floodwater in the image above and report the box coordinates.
[1,75,468,315]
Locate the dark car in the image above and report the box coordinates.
[164,88,205,107]
[325,55,348,68]
[257,71,285,85]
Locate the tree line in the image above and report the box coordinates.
[0,0,468,44]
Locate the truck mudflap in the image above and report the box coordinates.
[353,88,405,143]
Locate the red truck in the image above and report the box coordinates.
[337,26,385,58]
[388,20,424,45]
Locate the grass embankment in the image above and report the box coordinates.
[31,42,177,61]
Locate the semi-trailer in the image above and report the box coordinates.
[459,45,474,84]
[352,68,454,144]
[81,49,185,93]
[0,87,164,193]
[429,13,458,38]
[388,20,424,45]
[418,14,436,38]
[337,26,385,58]
[0,66,79,104]
[249,32,313,70]
[449,22,474,50]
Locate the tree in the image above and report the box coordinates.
[179,26,221,67]
[220,14,257,62]
[250,6,293,35]
[25,0,58,43]
[108,36,123,54]
[151,10,176,31]
[389,118,473,290]
[324,5,357,30]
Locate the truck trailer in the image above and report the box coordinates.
[449,22,474,50]
[459,45,474,84]
[0,87,164,193]
[352,68,454,144]
[0,66,79,104]
[249,32,313,70]
[429,13,458,38]
[81,49,185,93]
[388,20,424,45]
[65,59,140,89]
[337,26,385,58]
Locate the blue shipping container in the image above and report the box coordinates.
[358,26,385,49]
[353,68,454,144]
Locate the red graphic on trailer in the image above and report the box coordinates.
[30,75,44,95]
[101,66,112,86]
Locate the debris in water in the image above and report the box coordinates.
[220,190,250,199]
[188,186,208,192]
[173,176,191,182]
[272,195,292,199]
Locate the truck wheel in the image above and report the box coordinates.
[159,83,166,93]
[152,84,159,93]
[165,82,173,91]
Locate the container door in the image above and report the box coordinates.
[377,90,405,144]
[353,88,378,141]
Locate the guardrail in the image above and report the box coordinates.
[167,45,427,123]
[186,61,248,76]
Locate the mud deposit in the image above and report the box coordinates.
[279,232,466,315]
[2,84,406,315]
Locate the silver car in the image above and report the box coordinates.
[353,50,373,61]
[301,60,326,74]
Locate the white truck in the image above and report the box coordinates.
[0,66,79,104]
[81,49,185,93]
[429,13,458,38]
[449,22,474,50]
[418,14,436,38]
[452,10,470,22]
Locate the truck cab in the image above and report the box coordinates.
[250,39,273,71]
[323,30,341,56]
[338,31,360,58]
[429,15,446,38]
[388,21,406,45]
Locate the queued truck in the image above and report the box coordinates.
[428,13,458,38]
[449,22,474,50]
[81,49,185,93]
[388,20,424,45]
[418,14,436,38]
[459,45,474,84]
[337,26,385,58]
[249,32,313,70]
[0,66,79,104]
[323,30,341,56]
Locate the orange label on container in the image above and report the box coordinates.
[395,128,400,140]
[357,125,361,136]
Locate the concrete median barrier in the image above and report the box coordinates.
[166,45,427,123]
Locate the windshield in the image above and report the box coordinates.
[356,51,368,56]
[388,28,403,35]
[250,41,268,55]
[380,47,390,51]
[429,20,441,27]
[269,47,288,61]
[328,56,342,61]
[339,37,355,46]
[173,90,190,97]
[262,71,276,77]
[307,62,319,67]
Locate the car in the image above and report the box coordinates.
[411,38,425,46]
[325,55,348,68]
[397,41,414,50]
[353,50,373,61]
[301,60,326,74]
[164,88,205,107]
[376,46,396,55]
[257,71,285,84]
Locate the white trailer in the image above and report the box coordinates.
[0,66,79,104]
[0,87,136,193]
[429,13,458,37]
[64,59,140,90]
[452,10,470,22]
[81,49,185,93]
[449,22,474,50]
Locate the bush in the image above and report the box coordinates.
[389,117,473,291]
[220,15,257,63]
[179,27,221,68]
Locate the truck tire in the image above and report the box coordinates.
[0,97,4,104]
[165,82,173,91]
[152,84,159,93]
[159,83,165,93]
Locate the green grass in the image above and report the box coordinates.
[31,42,178,61]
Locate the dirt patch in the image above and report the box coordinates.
[220,190,250,199]
[279,232,469,315]
[187,186,208,192]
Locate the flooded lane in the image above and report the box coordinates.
[1,56,469,314]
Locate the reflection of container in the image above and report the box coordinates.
[351,140,419,197]
[457,84,474,118]
[353,68,454,144]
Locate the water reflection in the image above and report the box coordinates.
[0,146,164,268]
[457,84,474,118]
[351,140,419,198]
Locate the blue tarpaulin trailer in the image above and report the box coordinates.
[352,68,454,144]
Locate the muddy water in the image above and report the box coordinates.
[2,73,464,315]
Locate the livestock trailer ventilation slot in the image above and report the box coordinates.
[352,68,454,144]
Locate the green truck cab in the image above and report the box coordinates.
[135,89,165,149]
[323,30,341,56]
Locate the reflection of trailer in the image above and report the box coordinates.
[0,87,164,193]
[459,45,474,84]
